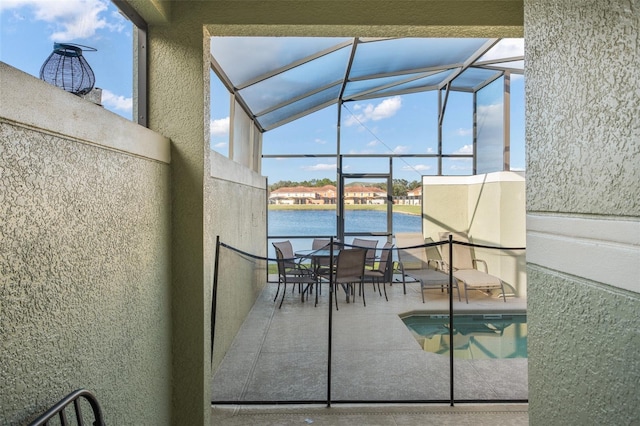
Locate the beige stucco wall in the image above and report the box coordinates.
[525,0,640,424]
[145,15,210,425]
[0,64,172,424]
[206,151,267,371]
[422,172,527,297]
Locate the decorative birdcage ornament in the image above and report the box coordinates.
[39,43,96,96]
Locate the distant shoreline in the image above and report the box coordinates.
[268,204,421,216]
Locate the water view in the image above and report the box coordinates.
[268,209,421,256]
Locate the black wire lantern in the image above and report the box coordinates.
[39,43,96,96]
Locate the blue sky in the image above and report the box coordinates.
[1,0,133,119]
[210,38,525,184]
[1,1,524,184]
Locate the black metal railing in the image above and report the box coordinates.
[211,235,526,407]
[29,389,104,426]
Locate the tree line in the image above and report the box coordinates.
[269,178,421,197]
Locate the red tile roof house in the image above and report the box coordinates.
[343,186,386,205]
[268,185,338,205]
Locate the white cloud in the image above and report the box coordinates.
[302,163,337,172]
[449,162,472,171]
[345,96,402,126]
[455,127,472,137]
[477,103,504,135]
[101,89,132,112]
[213,142,227,149]
[481,38,524,61]
[0,0,117,41]
[454,144,474,155]
[393,145,409,154]
[403,164,432,172]
[367,140,379,147]
[314,138,327,145]
[211,117,230,136]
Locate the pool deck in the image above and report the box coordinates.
[212,276,528,421]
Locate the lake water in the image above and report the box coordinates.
[268,209,421,257]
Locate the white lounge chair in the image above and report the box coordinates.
[395,232,460,303]
[438,232,506,303]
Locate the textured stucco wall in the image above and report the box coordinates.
[526,0,639,216]
[205,151,267,371]
[527,267,640,424]
[526,0,640,424]
[146,14,210,426]
[0,121,171,425]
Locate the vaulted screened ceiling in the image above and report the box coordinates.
[210,37,524,132]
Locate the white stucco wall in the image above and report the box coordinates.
[422,172,527,297]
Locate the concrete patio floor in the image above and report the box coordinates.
[211,276,528,422]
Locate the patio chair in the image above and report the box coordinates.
[311,238,337,277]
[334,248,367,308]
[273,241,315,308]
[272,240,305,271]
[363,242,394,301]
[438,232,506,303]
[351,238,378,270]
[395,232,460,303]
[309,238,341,304]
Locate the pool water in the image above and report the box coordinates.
[401,313,527,359]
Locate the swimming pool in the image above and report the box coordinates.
[401,313,527,359]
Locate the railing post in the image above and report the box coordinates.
[211,235,221,364]
[448,233,454,407]
[327,236,334,407]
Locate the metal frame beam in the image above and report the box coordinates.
[112,0,148,127]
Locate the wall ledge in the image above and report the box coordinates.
[423,171,525,185]
[527,213,640,294]
[210,150,266,189]
[0,62,170,164]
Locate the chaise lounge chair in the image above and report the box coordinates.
[395,232,460,303]
[438,232,506,303]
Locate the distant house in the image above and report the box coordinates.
[343,186,387,205]
[269,185,338,205]
[407,186,422,205]
[269,184,390,205]
[313,185,337,204]
[395,186,422,205]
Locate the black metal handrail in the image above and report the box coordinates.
[29,389,104,426]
